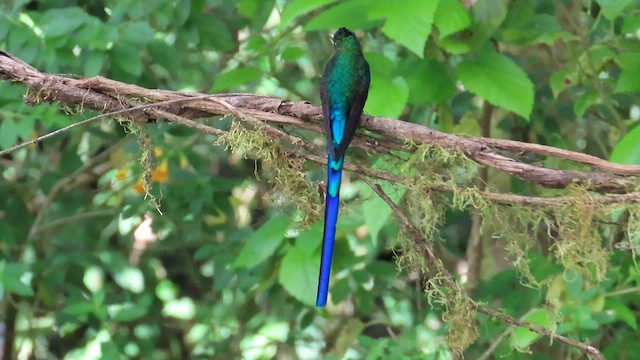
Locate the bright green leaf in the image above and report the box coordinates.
[365,76,408,118]
[615,53,640,93]
[511,308,555,351]
[549,69,578,98]
[369,0,440,57]
[434,0,471,38]
[457,52,534,119]
[234,215,290,268]
[622,15,640,34]
[401,57,456,104]
[611,125,640,164]
[364,53,408,117]
[305,0,378,31]
[296,222,324,255]
[278,246,317,305]
[162,297,196,320]
[212,67,263,92]
[0,261,34,296]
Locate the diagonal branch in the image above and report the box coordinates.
[360,175,605,360]
[1,50,639,194]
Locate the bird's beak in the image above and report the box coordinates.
[329,35,334,43]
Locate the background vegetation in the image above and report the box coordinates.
[1,0,640,358]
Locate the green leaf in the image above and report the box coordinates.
[162,297,196,320]
[365,76,408,118]
[195,14,235,52]
[457,52,534,119]
[295,222,324,256]
[622,15,640,34]
[109,302,148,322]
[615,53,640,93]
[234,215,290,268]
[41,7,88,38]
[607,298,638,330]
[305,0,378,31]
[280,0,338,27]
[369,0,440,57]
[282,46,306,61]
[574,88,598,118]
[597,0,634,20]
[361,180,405,243]
[611,125,640,164]
[468,0,509,48]
[434,0,471,38]
[0,119,19,149]
[112,44,143,77]
[511,308,554,350]
[278,246,317,305]
[119,21,155,46]
[211,67,263,92]
[84,52,104,77]
[0,261,34,296]
[401,57,456,104]
[549,69,578,98]
[364,53,409,117]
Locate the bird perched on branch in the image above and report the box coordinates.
[317,27,370,307]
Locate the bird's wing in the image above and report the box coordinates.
[336,61,370,159]
[321,57,337,159]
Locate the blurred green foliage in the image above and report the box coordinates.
[1,0,640,359]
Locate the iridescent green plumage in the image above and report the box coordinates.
[317,28,370,307]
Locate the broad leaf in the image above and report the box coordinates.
[212,67,263,92]
[457,52,534,119]
[434,0,471,38]
[234,215,290,268]
[369,0,440,57]
[278,246,317,305]
[611,125,640,164]
[615,53,640,93]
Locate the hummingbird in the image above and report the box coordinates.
[317,27,370,307]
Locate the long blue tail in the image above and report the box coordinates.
[316,155,344,307]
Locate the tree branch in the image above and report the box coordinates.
[1,50,639,194]
[360,176,605,360]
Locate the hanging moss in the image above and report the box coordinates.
[216,121,322,227]
[551,184,611,281]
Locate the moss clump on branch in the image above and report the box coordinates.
[217,121,322,227]
[552,184,611,281]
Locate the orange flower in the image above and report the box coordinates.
[151,159,169,183]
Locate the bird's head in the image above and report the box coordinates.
[330,27,362,52]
